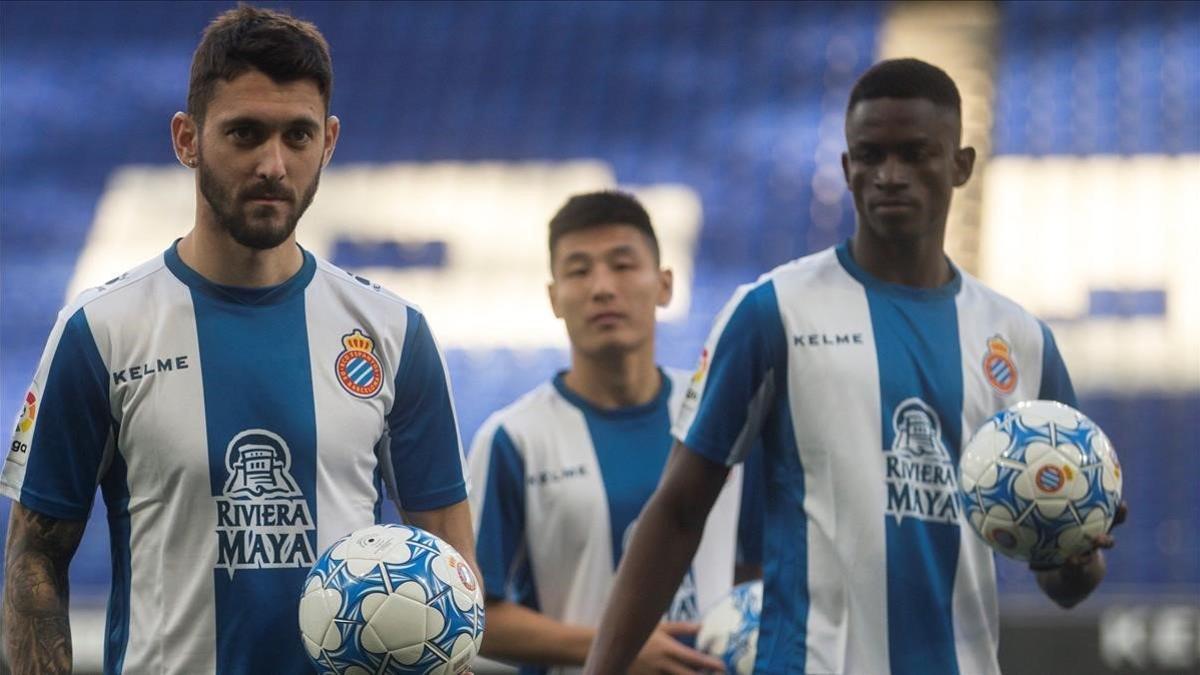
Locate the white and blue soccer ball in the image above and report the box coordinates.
[959,400,1123,568]
[298,524,485,675]
[696,580,761,675]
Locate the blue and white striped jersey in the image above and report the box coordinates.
[468,368,762,675]
[2,242,468,674]
[675,242,1076,675]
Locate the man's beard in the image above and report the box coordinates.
[198,158,320,251]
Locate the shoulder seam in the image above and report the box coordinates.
[313,259,420,311]
[67,258,171,314]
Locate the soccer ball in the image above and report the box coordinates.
[696,580,761,674]
[298,524,485,674]
[959,400,1123,568]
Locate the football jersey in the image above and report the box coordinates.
[468,368,761,675]
[1,242,468,675]
[675,242,1076,675]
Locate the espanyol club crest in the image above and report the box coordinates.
[982,335,1018,395]
[335,329,384,398]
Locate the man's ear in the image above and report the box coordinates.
[171,112,199,168]
[952,146,976,188]
[322,115,340,167]
[547,280,564,319]
[657,267,674,308]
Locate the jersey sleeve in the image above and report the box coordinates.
[467,423,527,602]
[385,306,467,511]
[1037,320,1078,408]
[736,442,766,567]
[673,280,787,467]
[2,307,113,520]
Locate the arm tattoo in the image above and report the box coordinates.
[3,503,85,675]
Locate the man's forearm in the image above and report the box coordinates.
[584,492,706,673]
[481,600,594,665]
[3,505,83,675]
[405,499,483,588]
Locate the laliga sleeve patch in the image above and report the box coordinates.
[7,387,40,467]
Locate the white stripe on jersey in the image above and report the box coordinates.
[771,250,878,675]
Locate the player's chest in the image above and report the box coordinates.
[107,341,391,486]
[519,417,670,530]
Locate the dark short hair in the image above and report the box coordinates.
[847,58,961,119]
[187,5,333,124]
[548,191,660,265]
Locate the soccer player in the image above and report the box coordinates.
[1,7,476,673]
[468,191,761,675]
[583,59,1127,675]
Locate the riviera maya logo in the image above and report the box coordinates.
[983,335,1018,394]
[215,429,315,577]
[335,329,384,399]
[884,398,960,525]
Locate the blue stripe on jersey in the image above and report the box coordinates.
[1037,320,1078,406]
[841,245,964,675]
[756,392,808,674]
[710,281,809,674]
[385,306,466,511]
[553,371,674,569]
[476,426,528,601]
[100,421,131,674]
[476,428,544,675]
[737,445,766,566]
[683,282,784,468]
[373,464,384,524]
[178,247,318,675]
[20,309,111,520]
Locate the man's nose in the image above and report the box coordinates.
[255,137,287,182]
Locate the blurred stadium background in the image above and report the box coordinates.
[1,1,1197,672]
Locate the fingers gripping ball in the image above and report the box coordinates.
[299,524,485,674]
[697,581,762,674]
[959,400,1123,568]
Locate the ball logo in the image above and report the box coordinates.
[990,528,1017,549]
[448,555,477,592]
[335,329,384,399]
[1035,464,1066,493]
[983,335,1018,394]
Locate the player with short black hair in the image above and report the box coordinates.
[469,190,761,674]
[548,190,660,263]
[584,58,1126,674]
[846,57,963,121]
[2,6,477,673]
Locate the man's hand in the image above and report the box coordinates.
[629,621,725,675]
[1036,500,1128,608]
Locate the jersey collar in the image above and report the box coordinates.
[164,239,317,306]
[552,368,671,419]
[835,239,962,302]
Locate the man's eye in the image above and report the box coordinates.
[229,127,257,142]
[286,129,314,143]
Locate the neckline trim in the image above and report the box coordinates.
[835,240,961,301]
[552,368,671,419]
[164,239,316,306]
